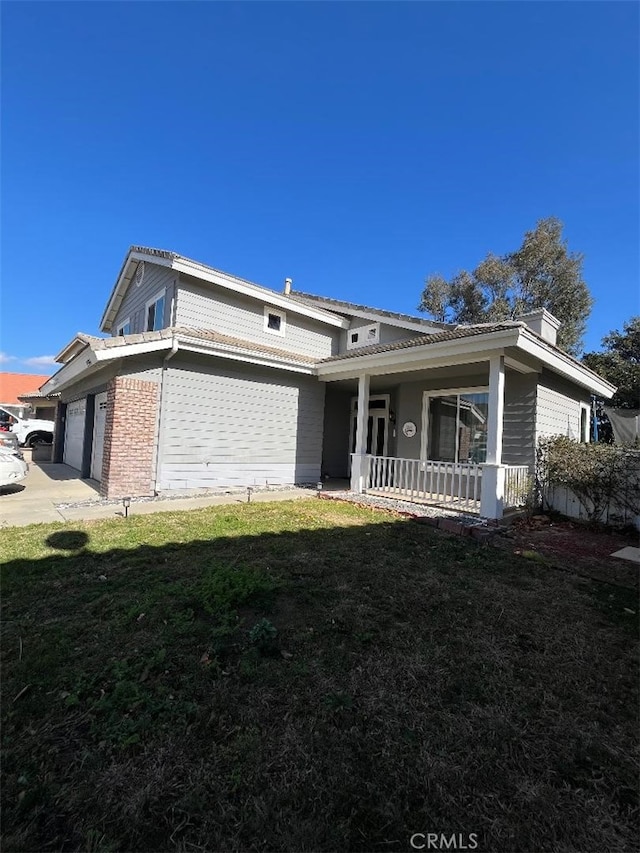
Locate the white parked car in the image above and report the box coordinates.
[0,447,28,488]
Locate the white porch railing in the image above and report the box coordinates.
[503,464,531,509]
[363,455,529,512]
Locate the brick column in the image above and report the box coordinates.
[100,377,159,499]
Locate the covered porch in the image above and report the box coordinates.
[319,347,535,520]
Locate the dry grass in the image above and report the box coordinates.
[1,499,638,852]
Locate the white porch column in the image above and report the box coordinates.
[350,373,370,493]
[480,355,506,519]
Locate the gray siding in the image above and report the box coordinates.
[158,355,325,489]
[321,386,352,478]
[535,370,589,443]
[175,276,339,358]
[341,320,420,353]
[111,263,176,335]
[502,371,537,470]
[394,371,489,459]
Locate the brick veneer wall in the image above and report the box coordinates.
[100,377,159,498]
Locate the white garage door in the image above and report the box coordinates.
[63,398,86,472]
[91,393,108,481]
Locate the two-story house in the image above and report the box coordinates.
[41,246,615,518]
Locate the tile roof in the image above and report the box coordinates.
[0,373,52,404]
[319,323,521,362]
[78,327,318,365]
[289,291,452,329]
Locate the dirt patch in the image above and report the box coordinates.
[496,514,639,589]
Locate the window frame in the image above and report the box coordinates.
[263,306,286,337]
[421,386,490,464]
[145,289,166,332]
[580,403,590,443]
[116,317,131,336]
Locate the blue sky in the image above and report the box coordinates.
[1,1,638,374]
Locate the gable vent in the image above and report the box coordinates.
[135,261,145,287]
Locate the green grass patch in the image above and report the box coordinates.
[1,499,638,852]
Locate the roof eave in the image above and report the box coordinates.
[99,249,172,333]
[516,330,616,398]
[317,328,522,380]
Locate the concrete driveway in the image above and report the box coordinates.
[0,451,312,528]
[0,451,100,526]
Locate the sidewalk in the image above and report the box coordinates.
[0,452,312,528]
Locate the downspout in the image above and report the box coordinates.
[153,336,179,493]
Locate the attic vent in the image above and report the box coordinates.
[135,261,145,287]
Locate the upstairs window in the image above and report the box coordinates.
[116,319,131,336]
[347,323,379,350]
[264,307,286,337]
[146,291,166,332]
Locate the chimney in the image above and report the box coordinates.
[284,278,292,295]
[516,308,561,346]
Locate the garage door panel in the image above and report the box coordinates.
[63,399,86,472]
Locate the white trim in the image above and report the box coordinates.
[116,317,131,336]
[348,394,390,468]
[101,250,350,333]
[42,332,316,395]
[318,325,617,399]
[295,298,446,335]
[516,328,616,398]
[263,306,286,337]
[145,288,166,332]
[580,402,590,443]
[176,338,315,375]
[420,386,490,463]
[173,258,349,328]
[93,340,173,361]
[318,329,522,380]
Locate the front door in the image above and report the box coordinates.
[349,395,390,472]
[351,413,388,456]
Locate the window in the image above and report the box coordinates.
[424,391,489,463]
[116,318,131,336]
[347,323,379,350]
[264,306,286,336]
[146,291,166,332]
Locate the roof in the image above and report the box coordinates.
[319,323,520,362]
[317,318,616,398]
[54,326,318,367]
[0,373,52,404]
[289,290,452,330]
[100,247,350,333]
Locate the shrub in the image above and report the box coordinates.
[537,436,640,525]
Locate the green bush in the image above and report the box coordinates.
[537,436,640,525]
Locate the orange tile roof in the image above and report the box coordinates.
[0,373,50,405]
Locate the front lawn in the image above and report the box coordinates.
[1,500,637,852]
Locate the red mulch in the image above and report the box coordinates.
[495,514,640,589]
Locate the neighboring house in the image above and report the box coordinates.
[0,372,55,420]
[41,246,615,518]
